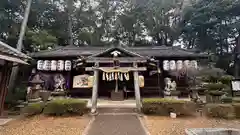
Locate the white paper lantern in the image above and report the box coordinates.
[37,60,44,70]
[43,60,51,71]
[65,60,72,71]
[191,60,198,69]
[43,60,47,70]
[47,60,51,70]
[51,60,57,71]
[183,60,190,68]
[57,60,64,71]
[169,60,176,70]
[163,60,170,71]
[176,60,183,70]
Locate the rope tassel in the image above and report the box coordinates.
[124,72,130,81]
[115,72,118,80]
[111,72,114,80]
[106,72,109,81]
[102,72,105,80]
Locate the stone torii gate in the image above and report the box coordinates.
[86,62,146,114]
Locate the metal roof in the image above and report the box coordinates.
[31,45,208,59]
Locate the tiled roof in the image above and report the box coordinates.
[0,41,30,59]
[31,45,207,59]
[0,41,30,64]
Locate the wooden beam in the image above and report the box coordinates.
[86,57,147,63]
[85,67,147,71]
[0,61,9,116]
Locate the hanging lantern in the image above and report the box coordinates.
[163,60,170,71]
[169,60,176,70]
[65,60,72,71]
[88,76,94,88]
[57,60,64,71]
[46,60,51,70]
[183,60,190,68]
[191,60,198,69]
[176,60,183,70]
[51,60,57,71]
[43,60,50,71]
[139,76,144,87]
[37,60,44,70]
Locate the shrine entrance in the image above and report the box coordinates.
[84,47,147,113]
[98,71,135,99]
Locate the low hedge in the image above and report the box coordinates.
[233,98,240,103]
[221,97,233,103]
[204,104,235,119]
[43,98,87,116]
[21,102,45,116]
[142,98,196,116]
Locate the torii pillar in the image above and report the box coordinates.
[133,62,142,112]
[91,63,99,114]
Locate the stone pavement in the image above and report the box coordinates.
[0,118,14,126]
[85,114,148,135]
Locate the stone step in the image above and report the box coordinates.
[97,107,138,114]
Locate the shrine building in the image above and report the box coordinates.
[31,45,207,112]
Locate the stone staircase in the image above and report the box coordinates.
[14,100,28,111]
[87,99,139,114]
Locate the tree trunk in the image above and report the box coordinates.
[67,0,74,46]
[234,32,240,78]
[8,0,32,92]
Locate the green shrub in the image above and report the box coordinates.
[21,102,45,116]
[208,91,226,96]
[221,97,233,103]
[204,83,227,91]
[219,75,233,85]
[233,98,240,103]
[5,86,27,107]
[43,98,87,116]
[232,103,240,118]
[204,104,235,119]
[142,98,196,116]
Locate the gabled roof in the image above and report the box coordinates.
[88,47,145,58]
[86,47,147,63]
[0,41,30,64]
[31,45,207,59]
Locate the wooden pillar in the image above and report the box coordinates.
[0,61,10,116]
[91,63,99,114]
[133,62,142,112]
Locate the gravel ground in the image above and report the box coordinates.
[0,115,90,135]
[144,116,240,135]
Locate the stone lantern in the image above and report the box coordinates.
[28,74,44,103]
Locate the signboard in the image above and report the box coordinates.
[73,74,90,88]
[232,80,240,91]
